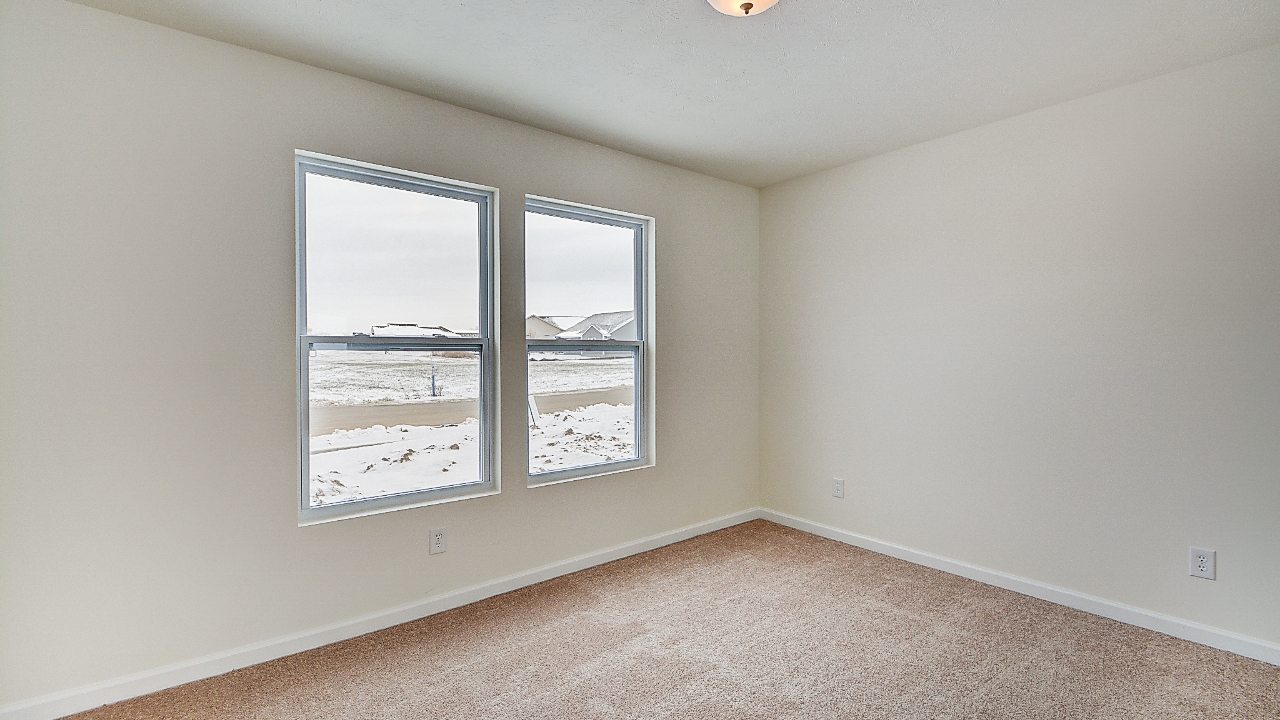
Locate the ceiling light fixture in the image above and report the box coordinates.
[707,0,779,17]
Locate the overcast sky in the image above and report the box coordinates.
[525,211,633,318]
[305,173,480,335]
[305,173,635,336]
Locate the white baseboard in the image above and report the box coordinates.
[7,506,1276,720]
[0,508,760,720]
[759,508,1280,667]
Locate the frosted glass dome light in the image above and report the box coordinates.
[707,0,780,17]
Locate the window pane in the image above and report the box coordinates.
[308,348,481,506]
[528,350,636,475]
[305,173,480,337]
[525,211,634,324]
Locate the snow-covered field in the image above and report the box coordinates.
[308,351,632,406]
[308,351,479,406]
[529,403,635,475]
[308,403,634,506]
[306,352,637,507]
[528,352,634,396]
[310,419,480,505]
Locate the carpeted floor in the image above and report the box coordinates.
[70,520,1278,719]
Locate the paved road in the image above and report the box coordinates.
[309,386,633,435]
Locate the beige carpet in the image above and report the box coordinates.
[70,520,1278,719]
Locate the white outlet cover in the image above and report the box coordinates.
[1189,547,1215,580]
[832,478,845,499]
[430,526,447,555]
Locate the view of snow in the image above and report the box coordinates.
[309,351,479,406]
[528,353,633,395]
[308,403,634,506]
[529,403,635,475]
[310,420,480,505]
[307,351,637,507]
[309,351,632,406]
[303,183,644,508]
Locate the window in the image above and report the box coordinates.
[525,196,653,484]
[296,152,497,523]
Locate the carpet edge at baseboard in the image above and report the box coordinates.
[0,508,763,720]
[7,506,1276,720]
[758,508,1280,668]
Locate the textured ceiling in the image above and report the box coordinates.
[72,0,1280,187]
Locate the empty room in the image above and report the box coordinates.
[1,0,1277,718]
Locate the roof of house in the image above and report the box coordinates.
[532,315,585,331]
[370,323,465,337]
[559,311,633,337]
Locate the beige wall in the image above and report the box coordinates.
[0,0,760,704]
[761,45,1280,645]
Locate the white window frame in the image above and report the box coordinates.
[296,151,499,524]
[525,195,655,486]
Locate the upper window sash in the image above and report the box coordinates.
[525,196,648,345]
[296,151,497,342]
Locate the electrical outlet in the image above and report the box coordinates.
[1189,547,1215,580]
[430,527,447,555]
[832,477,844,499]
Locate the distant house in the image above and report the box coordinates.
[525,315,564,339]
[526,315,589,338]
[370,323,477,338]
[544,316,585,332]
[555,311,635,340]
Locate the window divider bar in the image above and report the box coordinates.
[526,341,640,351]
[307,336,488,349]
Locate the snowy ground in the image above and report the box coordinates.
[309,351,632,406]
[309,419,480,505]
[528,353,634,396]
[306,351,637,507]
[529,403,635,475]
[308,403,635,506]
[308,351,479,406]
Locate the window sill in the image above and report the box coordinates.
[526,457,654,489]
[298,485,500,526]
